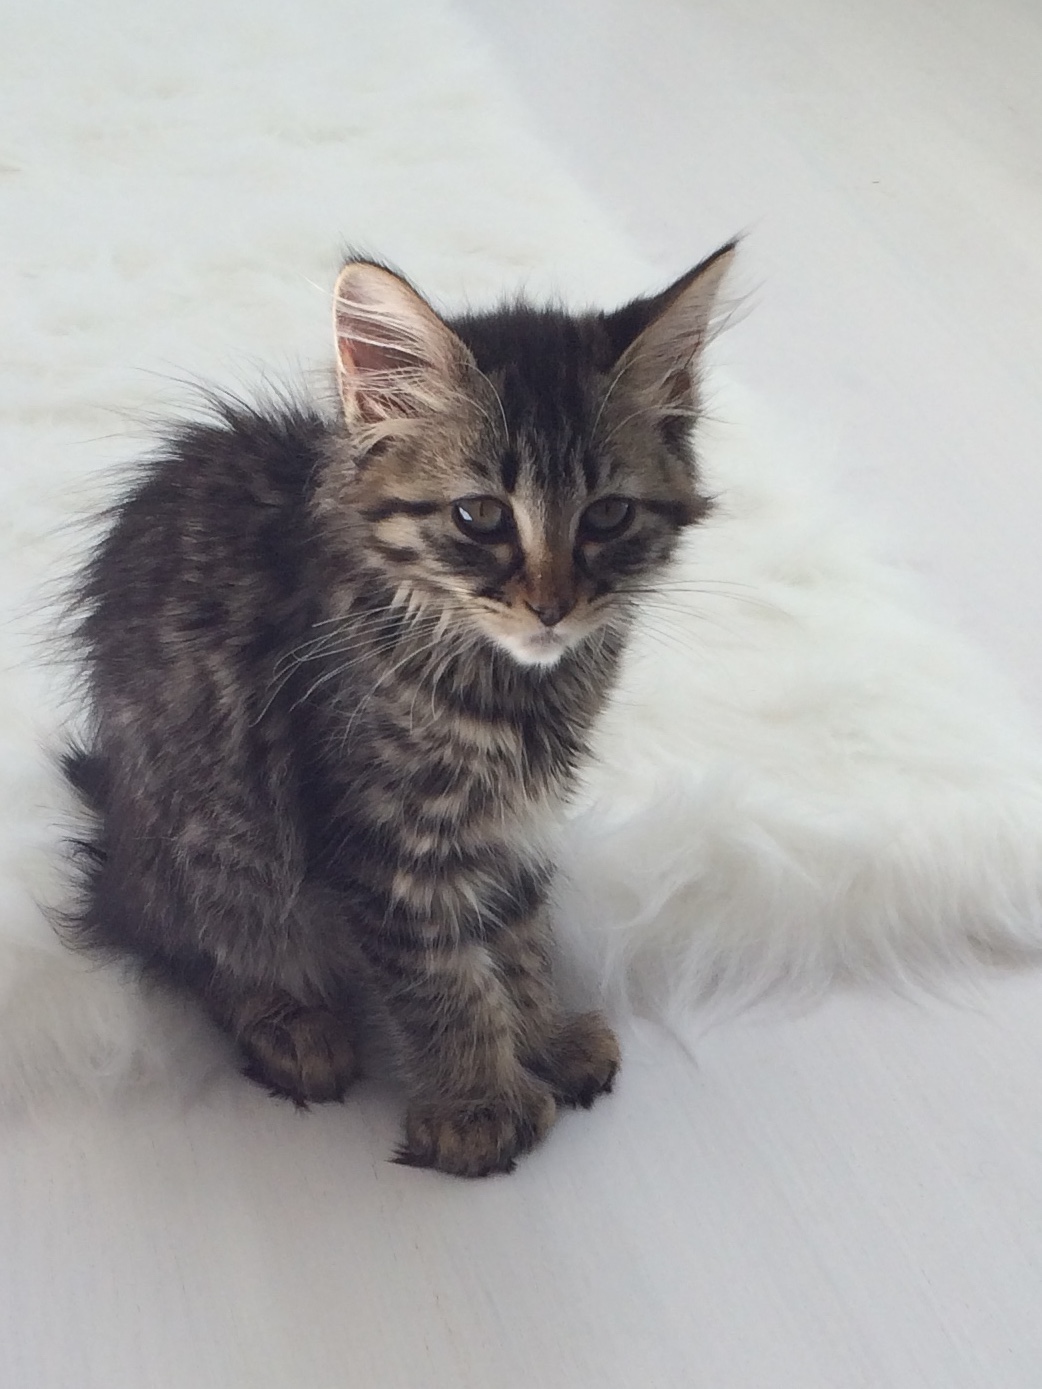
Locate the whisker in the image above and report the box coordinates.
[254,629,418,724]
[599,401,701,451]
[590,356,637,437]
[627,614,738,667]
[252,603,447,725]
[337,629,453,746]
[635,600,750,643]
[657,577,765,593]
[471,365,509,445]
[293,617,445,711]
[617,582,786,617]
[271,608,414,674]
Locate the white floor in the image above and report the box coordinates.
[5,1,1042,1385]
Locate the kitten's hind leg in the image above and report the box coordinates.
[494,908,621,1109]
[206,982,359,1106]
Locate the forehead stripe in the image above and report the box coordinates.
[581,448,600,494]
[500,449,519,493]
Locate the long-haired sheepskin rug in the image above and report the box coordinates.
[4,0,1042,1109]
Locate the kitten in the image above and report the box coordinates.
[62,243,734,1176]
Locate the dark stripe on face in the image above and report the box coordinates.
[428,534,520,584]
[599,533,671,576]
[581,448,600,494]
[500,449,519,493]
[361,498,442,522]
[643,497,708,526]
[371,541,421,564]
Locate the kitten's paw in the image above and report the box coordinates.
[529,1012,620,1109]
[241,1004,358,1106]
[396,1077,557,1178]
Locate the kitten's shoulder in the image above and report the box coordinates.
[85,394,335,607]
[148,394,333,502]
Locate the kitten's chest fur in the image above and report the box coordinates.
[300,611,620,916]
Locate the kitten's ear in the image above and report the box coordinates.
[607,239,737,415]
[333,262,472,429]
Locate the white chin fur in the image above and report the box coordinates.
[493,629,573,668]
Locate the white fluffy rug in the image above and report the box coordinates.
[559,395,1042,1017]
[4,0,1042,1108]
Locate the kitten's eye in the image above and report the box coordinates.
[452,496,513,542]
[579,496,635,541]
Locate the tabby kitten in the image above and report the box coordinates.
[64,242,734,1176]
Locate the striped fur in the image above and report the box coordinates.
[62,246,733,1175]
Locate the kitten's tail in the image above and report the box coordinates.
[61,742,106,815]
[0,744,222,1118]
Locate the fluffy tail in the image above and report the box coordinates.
[61,743,107,815]
[0,743,222,1116]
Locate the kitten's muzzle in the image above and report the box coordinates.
[525,597,575,628]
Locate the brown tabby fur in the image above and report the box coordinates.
[62,244,734,1175]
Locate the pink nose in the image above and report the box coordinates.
[525,598,574,628]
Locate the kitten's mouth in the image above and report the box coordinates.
[487,621,575,668]
[522,628,567,660]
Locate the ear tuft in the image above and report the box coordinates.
[332,263,471,434]
[608,240,738,418]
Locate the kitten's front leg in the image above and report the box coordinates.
[493,906,622,1109]
[363,930,556,1177]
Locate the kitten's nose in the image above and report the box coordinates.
[525,598,574,628]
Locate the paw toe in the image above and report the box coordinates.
[399,1082,556,1178]
[241,1004,358,1105]
[530,1012,620,1108]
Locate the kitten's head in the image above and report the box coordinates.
[325,244,735,667]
